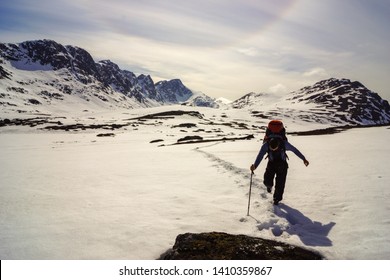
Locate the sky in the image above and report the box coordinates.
[1,0,389,101]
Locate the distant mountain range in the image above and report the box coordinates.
[1,39,390,126]
[0,39,218,111]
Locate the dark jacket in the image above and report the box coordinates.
[253,140,306,169]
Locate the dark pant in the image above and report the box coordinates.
[263,160,288,202]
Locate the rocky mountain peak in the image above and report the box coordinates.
[288,78,390,125]
[155,79,193,103]
[136,74,160,102]
[2,39,68,71]
[1,39,99,83]
[95,60,136,93]
[294,78,367,97]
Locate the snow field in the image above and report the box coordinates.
[0,111,389,259]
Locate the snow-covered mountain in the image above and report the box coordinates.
[287,78,390,125]
[231,92,280,108]
[181,91,220,108]
[232,78,390,126]
[0,39,218,116]
[1,39,390,127]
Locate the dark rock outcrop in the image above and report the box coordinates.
[159,232,323,260]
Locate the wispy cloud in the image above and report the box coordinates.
[303,68,328,78]
[268,84,288,95]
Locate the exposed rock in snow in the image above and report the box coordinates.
[159,232,323,260]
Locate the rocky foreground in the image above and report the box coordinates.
[159,232,323,260]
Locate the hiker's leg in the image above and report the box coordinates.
[263,161,276,187]
[273,161,288,202]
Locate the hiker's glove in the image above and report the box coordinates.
[250,164,256,172]
[303,159,309,166]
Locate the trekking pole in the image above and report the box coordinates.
[247,171,254,216]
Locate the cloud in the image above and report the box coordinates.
[0,0,389,101]
[268,84,288,94]
[0,0,297,48]
[235,47,259,57]
[303,68,328,78]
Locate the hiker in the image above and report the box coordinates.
[250,124,309,205]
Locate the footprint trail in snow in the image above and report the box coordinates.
[194,146,291,239]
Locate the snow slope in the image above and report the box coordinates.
[0,106,389,260]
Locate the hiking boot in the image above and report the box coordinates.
[266,185,272,193]
[273,199,279,205]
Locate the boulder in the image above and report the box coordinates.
[159,232,323,260]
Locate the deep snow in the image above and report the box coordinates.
[0,106,389,260]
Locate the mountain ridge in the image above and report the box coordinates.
[0,39,219,111]
[1,39,390,126]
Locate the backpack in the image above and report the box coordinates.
[263,120,288,161]
[263,120,287,143]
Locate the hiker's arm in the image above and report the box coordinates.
[285,141,309,166]
[251,143,268,171]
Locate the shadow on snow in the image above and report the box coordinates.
[257,203,336,247]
